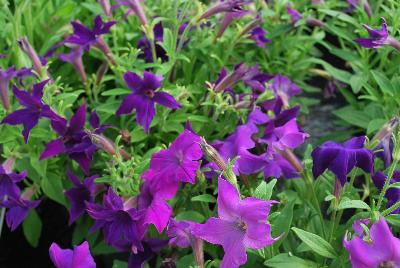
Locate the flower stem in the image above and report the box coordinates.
[377,160,398,210]
[382,201,400,216]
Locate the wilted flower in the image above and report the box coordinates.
[58,47,87,83]
[116,71,181,133]
[193,177,278,268]
[372,171,400,214]
[142,130,202,194]
[117,0,148,26]
[347,0,372,17]
[269,74,302,107]
[49,241,96,268]
[1,80,63,143]
[66,15,116,64]
[86,187,143,252]
[17,37,45,77]
[40,104,97,175]
[312,136,374,185]
[65,170,98,224]
[344,217,400,267]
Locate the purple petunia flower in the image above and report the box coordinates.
[372,171,400,214]
[65,170,98,224]
[354,18,389,49]
[49,241,96,268]
[192,177,278,268]
[347,0,372,17]
[344,217,400,268]
[1,80,64,143]
[128,238,168,268]
[216,7,250,39]
[40,104,97,175]
[287,5,303,25]
[269,74,301,107]
[311,136,374,185]
[117,0,148,26]
[142,130,202,194]
[137,22,166,63]
[116,71,181,133]
[250,26,271,47]
[66,15,116,64]
[137,179,173,234]
[167,219,197,248]
[0,163,26,200]
[1,193,41,231]
[86,187,143,252]
[58,47,87,83]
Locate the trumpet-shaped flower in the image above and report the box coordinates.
[49,241,96,268]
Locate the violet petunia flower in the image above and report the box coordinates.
[142,129,202,195]
[250,26,271,48]
[372,171,400,214]
[1,196,41,231]
[269,74,301,107]
[66,15,116,64]
[137,22,167,63]
[40,104,97,175]
[192,177,278,268]
[347,0,372,17]
[311,136,374,185]
[49,241,96,268]
[116,71,181,133]
[117,0,148,26]
[58,47,87,83]
[167,219,197,248]
[65,170,98,224]
[1,80,63,143]
[287,5,303,25]
[344,217,400,268]
[128,238,168,268]
[86,187,143,252]
[0,164,27,200]
[137,179,173,234]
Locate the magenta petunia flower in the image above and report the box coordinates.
[269,74,301,107]
[86,187,143,252]
[116,71,181,133]
[49,241,96,268]
[192,177,278,268]
[40,104,97,175]
[65,170,98,224]
[58,47,87,83]
[142,130,202,194]
[1,196,41,231]
[311,136,373,185]
[137,179,173,234]
[344,217,400,268]
[372,171,400,214]
[1,80,64,143]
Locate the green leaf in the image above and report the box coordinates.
[350,74,366,94]
[22,209,42,248]
[367,119,386,135]
[291,227,337,258]
[191,194,216,203]
[272,201,295,248]
[333,106,371,129]
[112,260,128,268]
[254,179,277,200]
[264,253,319,268]
[101,88,132,96]
[338,199,371,211]
[371,70,394,97]
[41,173,67,207]
[175,210,205,222]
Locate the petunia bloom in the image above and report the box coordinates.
[269,74,301,107]
[66,15,116,64]
[1,80,63,143]
[250,26,271,47]
[344,217,400,268]
[49,241,96,268]
[137,22,167,63]
[40,104,97,175]
[86,187,143,252]
[0,164,26,200]
[354,18,400,51]
[142,129,202,194]
[192,177,278,268]
[58,47,87,83]
[372,171,400,214]
[116,71,181,133]
[65,170,98,224]
[312,136,374,185]
[199,0,250,21]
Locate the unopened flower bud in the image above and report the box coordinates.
[86,131,131,160]
[96,62,109,86]
[18,37,45,77]
[373,117,398,144]
[199,137,227,171]
[278,148,303,173]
